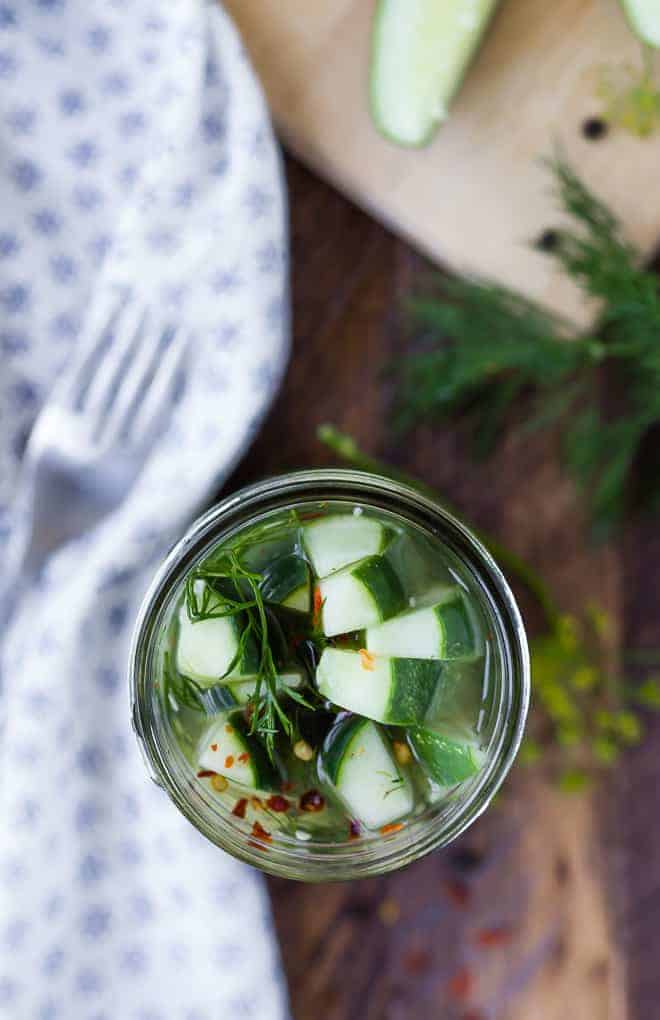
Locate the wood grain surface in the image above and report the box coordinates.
[224,0,660,328]
[227,156,660,1020]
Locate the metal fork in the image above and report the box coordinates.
[2,290,188,611]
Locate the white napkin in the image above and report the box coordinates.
[0,2,290,1017]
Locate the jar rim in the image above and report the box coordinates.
[129,469,530,881]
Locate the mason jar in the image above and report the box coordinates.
[129,469,530,881]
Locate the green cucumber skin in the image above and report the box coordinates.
[352,555,406,622]
[386,659,442,724]
[620,0,660,47]
[260,554,310,610]
[409,726,482,785]
[227,712,280,791]
[369,0,501,148]
[435,594,478,657]
[321,715,370,787]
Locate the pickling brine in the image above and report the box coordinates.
[159,501,493,845]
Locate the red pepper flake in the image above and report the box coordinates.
[299,510,326,521]
[312,586,323,626]
[266,795,290,813]
[379,822,404,836]
[196,769,217,778]
[474,925,513,948]
[231,798,248,819]
[237,752,250,764]
[250,820,272,842]
[299,789,325,813]
[280,781,294,793]
[210,743,218,752]
[349,819,361,840]
[224,755,234,769]
[359,648,376,671]
[250,796,263,811]
[290,634,304,649]
[443,878,471,909]
[448,967,474,1002]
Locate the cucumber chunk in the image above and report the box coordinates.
[409,725,485,785]
[303,515,388,578]
[176,583,259,687]
[260,554,311,613]
[321,716,413,830]
[619,0,660,47]
[319,555,405,636]
[370,0,500,147]
[198,711,279,790]
[366,588,478,659]
[225,671,304,706]
[317,648,441,725]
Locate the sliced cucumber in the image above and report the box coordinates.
[619,0,660,47]
[176,582,259,687]
[321,716,413,830]
[260,554,311,613]
[366,588,479,659]
[226,671,304,706]
[370,0,500,147]
[317,648,441,725]
[198,711,279,790]
[409,725,485,785]
[319,555,405,637]
[303,515,388,578]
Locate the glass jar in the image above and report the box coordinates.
[129,469,529,881]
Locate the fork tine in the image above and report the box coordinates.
[83,302,148,423]
[126,330,190,445]
[100,321,179,447]
[58,288,128,409]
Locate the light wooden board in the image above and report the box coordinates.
[225,0,660,327]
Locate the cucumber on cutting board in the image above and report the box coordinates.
[366,588,479,659]
[176,582,259,687]
[303,514,389,578]
[319,555,405,636]
[409,725,485,785]
[198,711,279,790]
[370,0,500,147]
[260,554,311,613]
[321,716,413,830]
[227,671,304,705]
[619,0,660,47]
[316,648,441,725]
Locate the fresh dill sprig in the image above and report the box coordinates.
[188,551,300,761]
[395,158,660,539]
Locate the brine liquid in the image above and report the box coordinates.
[157,500,496,846]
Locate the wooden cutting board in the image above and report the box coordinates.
[224,0,660,327]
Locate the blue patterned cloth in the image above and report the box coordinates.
[0,2,290,1017]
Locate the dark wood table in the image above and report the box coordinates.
[228,156,660,1020]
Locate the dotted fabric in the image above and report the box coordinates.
[0,2,290,1017]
